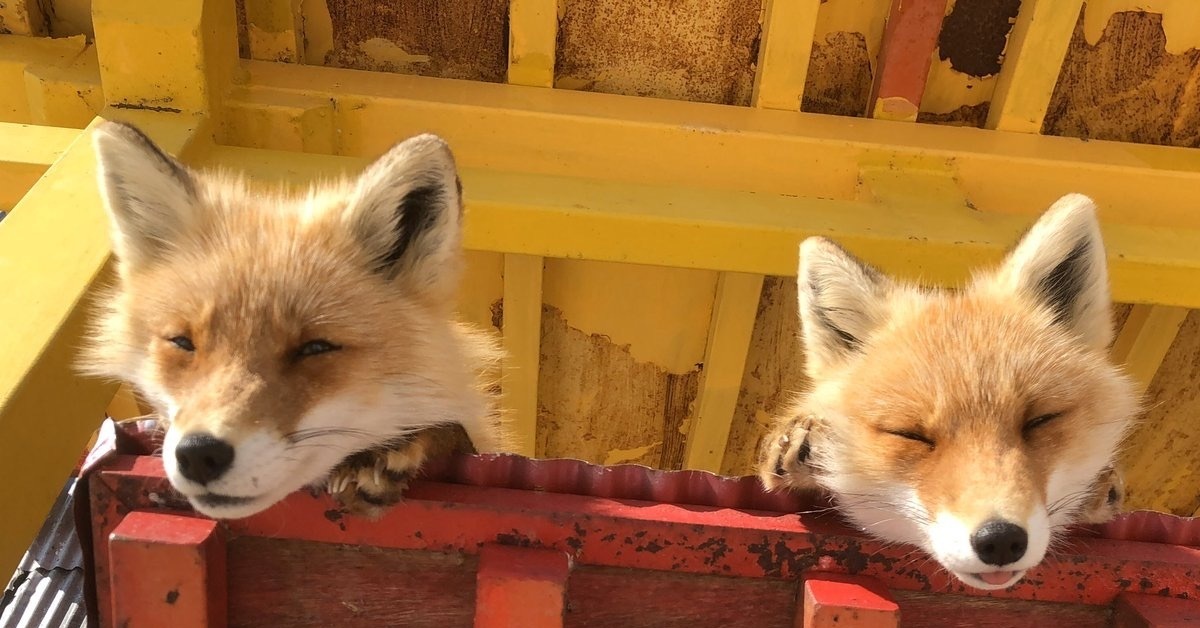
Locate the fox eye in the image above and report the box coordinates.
[168,336,195,352]
[294,339,341,359]
[885,429,935,448]
[1023,412,1062,434]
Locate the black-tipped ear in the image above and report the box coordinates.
[92,121,198,270]
[983,194,1113,349]
[797,237,889,378]
[344,134,464,301]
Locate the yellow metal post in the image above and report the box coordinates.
[985,0,1084,133]
[683,273,764,470]
[501,254,545,457]
[508,0,557,88]
[498,0,556,456]
[243,0,304,63]
[751,0,821,111]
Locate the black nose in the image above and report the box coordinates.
[174,434,234,485]
[971,520,1028,566]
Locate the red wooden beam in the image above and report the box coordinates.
[868,0,950,121]
[1113,593,1200,627]
[799,573,899,628]
[108,511,226,628]
[475,544,571,628]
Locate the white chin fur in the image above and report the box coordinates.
[161,423,350,520]
[928,509,1050,591]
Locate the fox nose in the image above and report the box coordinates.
[174,434,235,485]
[971,520,1028,566]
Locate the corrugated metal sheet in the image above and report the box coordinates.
[1,478,86,628]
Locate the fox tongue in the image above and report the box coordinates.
[978,571,1017,586]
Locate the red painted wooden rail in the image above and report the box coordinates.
[74,420,1200,627]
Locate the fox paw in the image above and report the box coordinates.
[758,413,820,492]
[1077,465,1125,524]
[326,436,428,519]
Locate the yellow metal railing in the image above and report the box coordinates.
[2,0,1200,570]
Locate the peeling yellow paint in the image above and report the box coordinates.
[920,56,996,115]
[1083,1,1200,55]
[357,38,431,68]
[542,259,717,375]
[604,442,662,465]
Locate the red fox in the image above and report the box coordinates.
[80,121,506,520]
[758,195,1139,590]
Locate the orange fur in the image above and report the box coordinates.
[759,195,1140,590]
[79,121,507,519]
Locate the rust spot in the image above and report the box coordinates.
[555,0,761,105]
[802,32,873,117]
[165,589,180,605]
[937,0,1022,78]
[322,0,508,82]
[917,102,991,128]
[1044,11,1200,148]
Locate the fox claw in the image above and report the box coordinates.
[758,413,820,492]
[1078,465,1125,524]
[326,437,427,519]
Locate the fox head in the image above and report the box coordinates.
[785,195,1139,590]
[81,121,501,519]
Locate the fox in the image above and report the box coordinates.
[757,194,1140,591]
[79,120,507,520]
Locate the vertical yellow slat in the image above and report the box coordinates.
[501,254,545,457]
[684,0,819,472]
[985,0,1084,133]
[1110,305,1189,395]
[683,272,765,471]
[751,0,821,111]
[508,0,558,88]
[499,0,556,457]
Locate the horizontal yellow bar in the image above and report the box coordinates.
[0,122,80,210]
[226,61,1200,232]
[199,145,1200,308]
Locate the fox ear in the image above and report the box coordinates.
[987,194,1112,349]
[345,133,464,302]
[797,237,889,378]
[92,121,198,271]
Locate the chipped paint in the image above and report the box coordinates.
[1083,1,1200,55]
[357,38,431,68]
[604,442,663,466]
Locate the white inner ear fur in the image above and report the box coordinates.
[796,237,891,379]
[344,133,464,304]
[975,193,1113,350]
[92,121,198,273]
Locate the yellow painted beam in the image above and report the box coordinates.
[501,254,545,457]
[93,0,238,116]
[1113,304,1190,513]
[0,122,79,211]
[751,0,821,111]
[0,34,89,123]
[986,0,1084,133]
[225,60,1200,230]
[683,272,764,471]
[0,112,209,572]
[197,144,1200,308]
[1110,305,1188,394]
[507,0,557,88]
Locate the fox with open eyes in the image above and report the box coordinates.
[80,120,508,520]
[757,195,1140,591]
